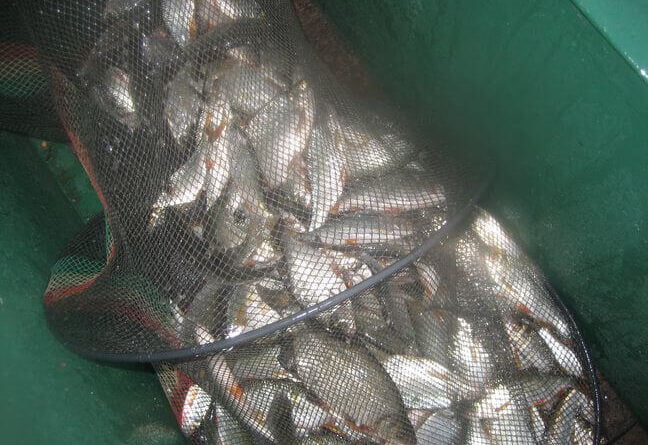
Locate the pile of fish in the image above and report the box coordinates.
[75,0,599,443]
[154,208,597,445]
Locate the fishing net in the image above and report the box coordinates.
[0,4,65,141]
[9,0,600,443]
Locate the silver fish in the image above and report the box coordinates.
[352,291,388,336]
[458,231,570,337]
[414,258,454,308]
[165,64,203,148]
[149,144,208,228]
[472,209,523,259]
[571,418,595,445]
[194,323,217,346]
[451,318,495,397]
[415,259,440,298]
[326,299,357,335]
[141,26,177,68]
[283,236,346,308]
[237,235,282,270]
[282,153,312,209]
[97,66,138,127]
[471,385,536,445]
[353,290,418,356]
[280,210,307,234]
[307,121,348,231]
[226,45,259,66]
[226,282,282,338]
[248,81,315,189]
[284,329,416,444]
[407,409,462,445]
[206,400,253,445]
[240,379,333,439]
[504,319,555,373]
[296,433,349,445]
[162,0,198,48]
[530,406,546,443]
[199,98,233,208]
[307,214,415,253]
[197,0,263,32]
[337,118,416,180]
[340,261,374,289]
[329,248,366,273]
[515,375,573,409]
[543,389,592,445]
[188,354,276,441]
[362,326,421,357]
[409,304,451,363]
[227,342,289,381]
[381,355,464,410]
[102,0,146,18]
[537,328,583,377]
[212,184,280,268]
[485,253,570,336]
[183,278,225,344]
[389,265,421,287]
[169,302,186,333]
[218,59,287,116]
[150,100,231,227]
[332,169,446,216]
[180,382,213,437]
[484,252,570,337]
[283,237,355,331]
[260,44,295,87]
[489,409,537,444]
[383,284,418,344]
[209,145,274,249]
[464,416,491,445]
[255,278,303,316]
[209,191,253,250]
[579,393,595,425]
[157,366,211,437]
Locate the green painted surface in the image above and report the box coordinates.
[572,0,648,84]
[32,138,103,223]
[317,0,648,424]
[0,132,183,445]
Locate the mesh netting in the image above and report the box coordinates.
[152,207,600,444]
[9,0,601,443]
[0,3,66,140]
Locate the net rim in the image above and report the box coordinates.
[544,281,602,444]
[60,167,496,363]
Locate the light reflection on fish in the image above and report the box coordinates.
[306,213,415,253]
[247,81,315,189]
[307,119,347,232]
[332,169,446,216]
[408,409,462,445]
[226,282,282,338]
[165,64,203,147]
[150,98,231,227]
[337,116,417,180]
[282,235,346,308]
[382,355,465,410]
[93,66,139,128]
[451,318,494,397]
[197,0,263,32]
[162,0,198,48]
[470,385,536,444]
[544,389,593,445]
[283,328,416,444]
